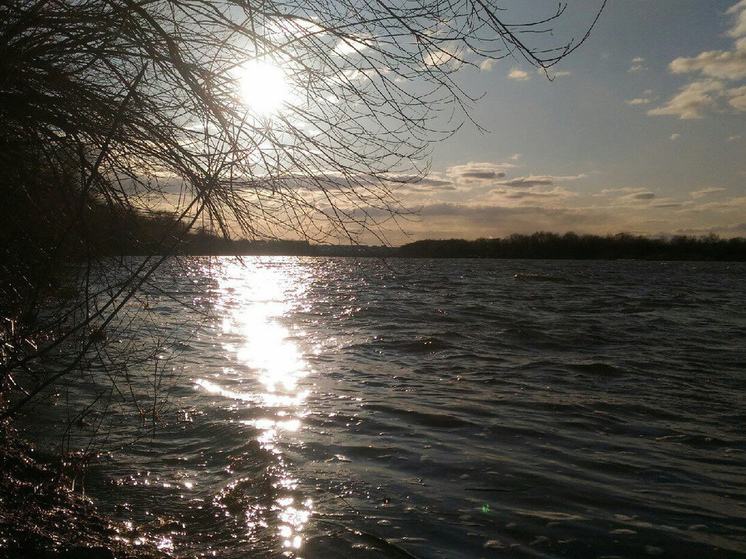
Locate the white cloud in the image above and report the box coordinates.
[626,97,652,105]
[650,2,746,118]
[480,59,495,72]
[508,67,530,81]
[665,1,746,79]
[728,134,743,140]
[629,57,648,73]
[670,133,680,140]
[648,80,724,119]
[625,89,658,106]
[727,84,746,110]
[422,44,464,69]
[333,35,370,56]
[727,0,746,37]
[669,47,746,81]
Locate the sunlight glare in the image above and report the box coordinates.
[200,258,313,554]
[238,60,289,116]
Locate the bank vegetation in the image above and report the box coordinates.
[399,232,746,261]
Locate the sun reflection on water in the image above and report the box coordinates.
[195,258,314,554]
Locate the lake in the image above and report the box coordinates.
[22,257,746,558]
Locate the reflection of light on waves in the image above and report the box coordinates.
[195,259,313,553]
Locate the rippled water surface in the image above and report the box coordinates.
[29,258,746,558]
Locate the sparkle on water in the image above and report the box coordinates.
[196,259,313,552]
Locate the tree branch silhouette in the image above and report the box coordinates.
[0,0,605,429]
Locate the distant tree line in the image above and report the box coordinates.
[6,195,742,267]
[398,232,746,261]
[0,189,190,326]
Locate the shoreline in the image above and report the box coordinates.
[0,420,169,559]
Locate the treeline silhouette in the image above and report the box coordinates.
[399,232,746,261]
[0,189,312,265]
[0,184,190,324]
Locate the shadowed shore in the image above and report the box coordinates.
[0,421,169,559]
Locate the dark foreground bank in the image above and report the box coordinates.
[0,421,168,559]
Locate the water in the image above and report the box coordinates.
[24,257,746,558]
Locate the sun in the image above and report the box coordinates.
[238,60,289,116]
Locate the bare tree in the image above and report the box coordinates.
[0,0,605,432]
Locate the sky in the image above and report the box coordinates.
[385,0,746,244]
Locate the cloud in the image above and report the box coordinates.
[480,173,587,207]
[648,80,725,119]
[691,187,726,198]
[497,187,576,202]
[333,34,370,56]
[667,1,746,81]
[546,70,572,78]
[625,90,657,106]
[462,171,503,180]
[446,162,514,185]
[728,0,746,37]
[728,134,743,140]
[728,84,746,109]
[653,202,683,208]
[648,80,746,118]
[508,67,530,81]
[629,57,648,73]
[393,177,457,192]
[399,199,645,241]
[497,174,587,189]
[411,202,610,237]
[670,133,680,140]
[416,177,454,187]
[499,176,554,188]
[400,162,591,198]
[510,154,521,160]
[624,191,656,201]
[383,190,746,244]
[669,45,746,81]
[608,188,657,205]
[650,1,746,118]
[676,196,746,220]
[601,187,636,195]
[423,44,464,69]
[380,162,524,194]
